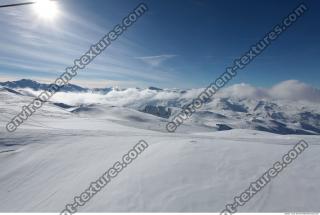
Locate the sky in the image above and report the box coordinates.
[0,0,319,89]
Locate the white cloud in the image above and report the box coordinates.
[16,80,320,109]
[269,80,320,102]
[136,54,177,67]
[217,80,320,102]
[218,83,268,99]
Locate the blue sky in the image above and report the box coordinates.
[0,0,319,88]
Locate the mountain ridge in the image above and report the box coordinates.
[1,79,320,135]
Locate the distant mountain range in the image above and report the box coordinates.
[0,79,164,93]
[1,79,320,135]
[0,79,88,92]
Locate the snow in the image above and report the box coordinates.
[0,86,320,212]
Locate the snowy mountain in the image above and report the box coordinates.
[0,80,320,212]
[0,79,88,92]
[1,79,320,135]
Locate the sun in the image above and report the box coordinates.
[32,0,59,21]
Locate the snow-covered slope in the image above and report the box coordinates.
[0,84,320,212]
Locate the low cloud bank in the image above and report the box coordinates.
[20,80,320,106]
[219,80,320,102]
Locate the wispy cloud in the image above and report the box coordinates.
[0,4,177,86]
[135,54,177,67]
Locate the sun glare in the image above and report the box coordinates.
[33,0,59,21]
